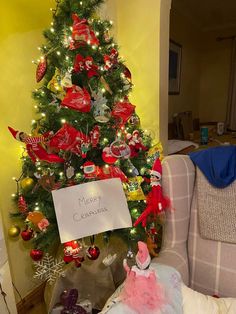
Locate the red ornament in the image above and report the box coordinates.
[36,57,47,83]
[49,123,90,157]
[21,228,33,241]
[61,85,91,112]
[30,249,44,261]
[81,161,98,179]
[112,98,135,124]
[74,54,98,78]
[71,14,99,46]
[90,125,100,147]
[104,48,118,70]
[123,66,132,81]
[98,165,128,183]
[110,139,131,159]
[86,246,100,260]
[102,147,117,164]
[18,195,28,214]
[63,241,84,267]
[126,130,148,158]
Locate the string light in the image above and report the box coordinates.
[130,228,137,235]
[41,113,46,117]
[35,206,40,211]
[61,118,66,124]
[12,177,16,181]
[80,1,83,4]
[56,51,61,56]
[11,194,16,198]
[50,28,55,33]
[66,56,69,60]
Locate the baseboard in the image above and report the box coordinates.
[16,281,46,314]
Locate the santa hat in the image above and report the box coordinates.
[150,158,162,179]
[8,126,21,141]
[135,241,151,270]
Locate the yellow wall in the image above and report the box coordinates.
[169,9,201,122]
[115,0,160,140]
[0,1,55,301]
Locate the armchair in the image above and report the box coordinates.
[153,154,236,297]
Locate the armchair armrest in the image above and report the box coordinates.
[152,155,195,285]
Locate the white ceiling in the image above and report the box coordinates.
[171,0,236,31]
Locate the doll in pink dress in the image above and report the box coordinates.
[120,241,165,314]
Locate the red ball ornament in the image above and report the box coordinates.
[86,246,100,260]
[21,228,33,241]
[102,147,118,164]
[30,249,44,261]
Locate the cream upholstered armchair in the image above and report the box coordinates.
[153,154,236,298]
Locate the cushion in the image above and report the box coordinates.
[182,284,236,314]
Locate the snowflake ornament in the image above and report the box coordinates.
[33,253,65,284]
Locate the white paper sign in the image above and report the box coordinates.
[52,178,132,243]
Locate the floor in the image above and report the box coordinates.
[26,302,47,314]
[24,302,100,313]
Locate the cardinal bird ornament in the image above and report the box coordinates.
[134,158,170,228]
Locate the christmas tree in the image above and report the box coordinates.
[8,0,165,269]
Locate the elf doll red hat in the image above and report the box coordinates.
[8,126,22,141]
[135,241,151,270]
[150,157,162,179]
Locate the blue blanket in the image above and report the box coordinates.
[189,146,236,188]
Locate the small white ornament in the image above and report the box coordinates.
[102,253,117,266]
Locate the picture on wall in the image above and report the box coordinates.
[169,40,182,95]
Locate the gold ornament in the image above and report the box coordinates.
[20,177,34,192]
[8,225,21,238]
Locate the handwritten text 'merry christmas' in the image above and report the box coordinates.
[73,196,109,222]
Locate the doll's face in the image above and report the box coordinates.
[150,175,160,183]
[19,132,27,142]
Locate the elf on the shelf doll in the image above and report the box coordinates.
[134,158,169,227]
[8,126,64,163]
[120,241,165,314]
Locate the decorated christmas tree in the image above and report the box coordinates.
[8,0,166,277]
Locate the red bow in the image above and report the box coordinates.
[71,14,99,47]
[104,48,118,70]
[74,54,98,78]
